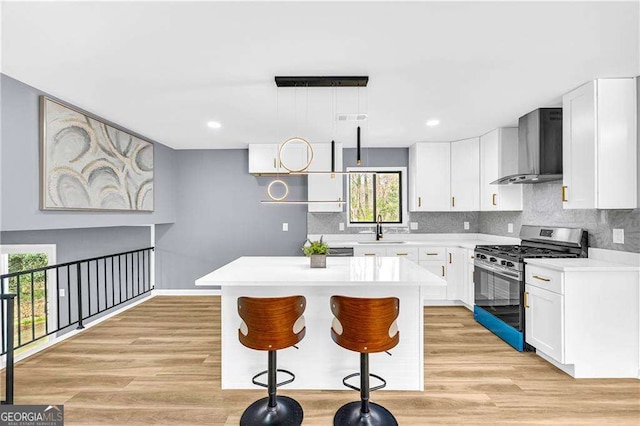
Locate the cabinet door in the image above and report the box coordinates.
[412,143,451,211]
[497,128,523,211]
[525,284,564,363]
[451,138,480,211]
[248,144,278,174]
[421,261,446,279]
[562,81,597,209]
[308,143,344,212]
[445,248,464,300]
[479,130,500,211]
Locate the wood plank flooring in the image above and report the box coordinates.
[8,296,639,425]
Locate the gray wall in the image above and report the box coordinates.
[0,73,177,232]
[479,182,640,253]
[308,147,481,235]
[154,150,308,290]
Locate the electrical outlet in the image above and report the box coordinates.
[339,222,345,231]
[282,223,288,232]
[59,289,65,297]
[613,228,624,244]
[508,223,514,233]
[410,222,418,230]
[464,221,470,230]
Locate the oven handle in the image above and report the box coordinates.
[474,261,521,280]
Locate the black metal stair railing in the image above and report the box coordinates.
[0,247,154,404]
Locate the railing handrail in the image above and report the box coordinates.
[0,247,155,279]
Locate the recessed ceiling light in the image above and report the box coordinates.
[426,119,440,127]
[207,121,222,129]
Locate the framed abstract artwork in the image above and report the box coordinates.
[40,96,154,212]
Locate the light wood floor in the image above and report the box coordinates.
[8,296,639,425]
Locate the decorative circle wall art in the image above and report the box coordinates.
[40,97,154,212]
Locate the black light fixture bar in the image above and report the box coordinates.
[357,126,361,165]
[331,140,336,173]
[275,76,369,87]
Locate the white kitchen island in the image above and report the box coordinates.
[196,256,446,391]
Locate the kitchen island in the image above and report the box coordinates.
[196,256,446,390]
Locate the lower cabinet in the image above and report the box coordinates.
[459,249,475,309]
[524,284,564,363]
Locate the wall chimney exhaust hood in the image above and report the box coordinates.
[492,108,563,185]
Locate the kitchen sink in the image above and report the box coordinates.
[357,241,406,244]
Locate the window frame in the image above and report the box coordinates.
[346,166,408,227]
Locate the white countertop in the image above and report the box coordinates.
[525,258,640,272]
[196,256,447,287]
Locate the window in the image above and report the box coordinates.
[348,168,406,225]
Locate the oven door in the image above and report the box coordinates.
[474,262,523,331]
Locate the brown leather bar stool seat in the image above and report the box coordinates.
[330,295,400,426]
[238,295,306,426]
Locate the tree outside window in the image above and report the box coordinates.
[349,171,401,224]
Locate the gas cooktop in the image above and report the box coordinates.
[475,244,577,260]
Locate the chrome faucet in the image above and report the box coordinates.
[376,214,383,240]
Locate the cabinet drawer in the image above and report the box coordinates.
[418,247,446,261]
[526,265,563,294]
[387,247,418,261]
[353,247,387,257]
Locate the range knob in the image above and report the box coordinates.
[500,260,507,266]
[489,257,497,263]
[506,262,515,268]
[478,254,487,260]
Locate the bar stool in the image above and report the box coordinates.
[330,295,400,426]
[238,295,306,426]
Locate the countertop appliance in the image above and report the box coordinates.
[473,225,587,351]
[492,108,563,184]
[327,247,354,257]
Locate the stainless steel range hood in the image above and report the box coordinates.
[492,108,563,184]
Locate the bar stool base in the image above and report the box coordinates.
[333,401,398,426]
[240,396,303,426]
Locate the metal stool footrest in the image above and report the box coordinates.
[342,372,387,392]
[251,368,296,388]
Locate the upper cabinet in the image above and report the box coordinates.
[562,78,637,209]
[479,128,523,211]
[409,142,451,211]
[307,143,344,212]
[451,137,480,211]
[248,143,309,175]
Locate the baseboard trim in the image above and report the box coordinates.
[153,289,221,296]
[1,293,155,368]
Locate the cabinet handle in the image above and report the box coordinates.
[562,185,568,202]
[470,255,475,259]
[273,158,277,169]
[425,252,439,256]
[396,253,409,256]
[364,253,376,256]
[532,274,550,282]
[524,291,529,308]
[492,193,497,206]
[452,196,455,208]
[441,265,445,277]
[418,197,422,207]
[449,253,452,264]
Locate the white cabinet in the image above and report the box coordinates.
[409,143,451,212]
[524,260,639,378]
[450,138,480,211]
[307,143,344,212]
[460,249,475,309]
[562,78,637,209]
[479,128,523,211]
[352,246,387,257]
[248,143,310,175]
[445,248,464,300]
[525,284,564,363]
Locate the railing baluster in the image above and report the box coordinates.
[76,263,84,330]
[103,258,108,309]
[55,268,60,330]
[118,255,123,304]
[67,265,71,326]
[138,251,142,295]
[1,278,5,355]
[125,254,129,300]
[110,257,115,309]
[3,295,15,405]
[16,275,21,347]
[30,273,36,341]
[143,250,147,292]
[44,270,48,336]
[94,260,99,313]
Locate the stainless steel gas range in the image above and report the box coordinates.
[473,225,588,351]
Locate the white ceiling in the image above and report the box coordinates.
[2,1,639,150]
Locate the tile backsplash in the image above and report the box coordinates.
[479,182,639,253]
[307,181,639,253]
